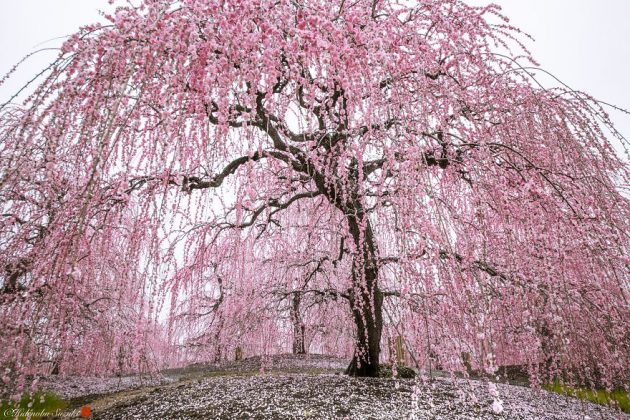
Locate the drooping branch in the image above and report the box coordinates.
[182,150,288,191]
[276,288,349,302]
[232,190,322,231]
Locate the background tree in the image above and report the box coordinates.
[0,115,166,391]
[0,0,628,383]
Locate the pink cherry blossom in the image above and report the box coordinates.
[0,0,627,397]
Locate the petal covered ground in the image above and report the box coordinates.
[36,355,626,419]
[91,374,624,419]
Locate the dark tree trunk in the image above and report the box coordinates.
[291,292,306,354]
[211,274,225,363]
[345,269,383,377]
[344,211,383,377]
[308,151,384,376]
[213,313,224,363]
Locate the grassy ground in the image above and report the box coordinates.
[0,392,68,420]
[544,381,630,413]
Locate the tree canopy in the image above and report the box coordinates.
[1,0,628,387]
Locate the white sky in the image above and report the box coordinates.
[0,0,628,141]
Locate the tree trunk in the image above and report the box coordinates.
[213,314,224,363]
[389,335,405,365]
[345,212,383,377]
[345,271,383,377]
[291,292,306,355]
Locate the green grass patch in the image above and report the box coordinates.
[543,382,630,413]
[0,391,68,419]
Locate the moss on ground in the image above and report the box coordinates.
[0,392,68,419]
[544,381,629,413]
[378,364,416,379]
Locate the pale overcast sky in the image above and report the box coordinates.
[1,0,628,141]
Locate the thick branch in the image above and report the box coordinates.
[235,190,322,230]
[277,288,349,301]
[183,151,269,191]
